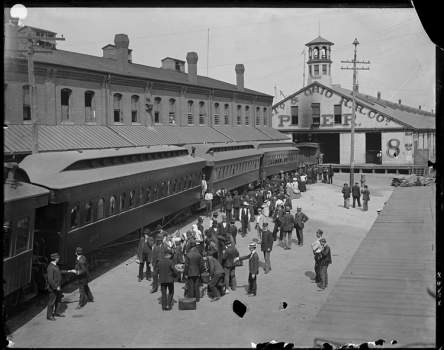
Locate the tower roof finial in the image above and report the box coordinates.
[318,20,320,36]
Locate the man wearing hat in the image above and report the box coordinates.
[205,254,225,301]
[317,238,332,290]
[272,203,284,242]
[227,218,238,245]
[280,207,295,250]
[233,191,241,221]
[46,253,69,320]
[71,247,94,309]
[136,229,153,282]
[312,229,324,284]
[294,205,309,246]
[240,202,251,237]
[254,207,266,242]
[259,222,273,273]
[150,234,164,293]
[157,249,178,310]
[184,241,203,301]
[224,192,234,222]
[221,239,239,292]
[235,242,259,296]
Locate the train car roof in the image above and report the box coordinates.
[194,149,263,163]
[4,180,50,205]
[19,147,206,190]
[294,142,320,148]
[189,142,257,152]
[260,146,300,153]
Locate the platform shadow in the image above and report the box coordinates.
[305,271,316,281]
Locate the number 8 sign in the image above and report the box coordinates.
[387,139,400,158]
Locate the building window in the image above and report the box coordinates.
[313,47,319,59]
[168,98,176,125]
[85,202,93,223]
[110,196,116,214]
[70,206,79,228]
[199,101,206,125]
[15,217,30,254]
[311,103,320,126]
[23,85,31,121]
[3,222,12,258]
[131,95,139,123]
[113,93,123,123]
[154,97,161,124]
[263,108,268,126]
[334,104,342,124]
[187,100,194,125]
[61,88,72,121]
[321,47,327,59]
[291,106,298,125]
[129,190,135,207]
[120,193,126,211]
[245,106,250,125]
[214,102,220,125]
[237,105,242,125]
[255,107,260,125]
[85,91,95,122]
[224,104,230,125]
[322,64,327,74]
[97,198,105,219]
[313,65,319,76]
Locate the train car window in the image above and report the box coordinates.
[110,196,117,215]
[139,186,144,205]
[153,185,158,200]
[70,206,80,228]
[85,202,93,223]
[97,198,105,219]
[145,187,151,202]
[3,222,12,258]
[15,217,30,254]
[120,193,126,211]
[129,190,135,207]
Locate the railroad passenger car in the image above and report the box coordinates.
[19,146,206,266]
[189,143,263,193]
[3,164,50,303]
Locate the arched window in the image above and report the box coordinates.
[131,95,139,123]
[169,98,176,125]
[97,198,105,219]
[129,190,135,207]
[321,47,327,59]
[23,85,31,121]
[70,205,79,228]
[255,106,261,125]
[113,93,123,123]
[199,101,206,125]
[187,100,194,125]
[85,91,95,122]
[313,47,319,59]
[61,88,72,121]
[120,193,126,211]
[224,104,230,125]
[237,105,242,125]
[154,97,161,124]
[214,102,220,125]
[245,106,250,125]
[85,202,93,223]
[263,107,268,126]
[110,196,116,214]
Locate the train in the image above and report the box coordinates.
[3,140,319,305]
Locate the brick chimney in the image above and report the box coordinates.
[114,34,129,70]
[186,52,198,84]
[235,64,245,91]
[377,91,381,100]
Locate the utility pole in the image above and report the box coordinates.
[340,38,370,187]
[7,26,65,154]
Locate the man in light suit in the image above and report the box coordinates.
[240,202,251,237]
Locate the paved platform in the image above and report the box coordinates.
[12,174,429,348]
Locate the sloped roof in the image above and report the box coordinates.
[109,125,174,146]
[29,49,272,98]
[305,36,334,46]
[153,126,231,144]
[212,126,271,141]
[4,181,50,204]
[255,126,291,140]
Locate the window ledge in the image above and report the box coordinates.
[85,122,97,125]
[132,122,142,126]
[113,122,125,125]
[61,121,75,125]
[23,120,33,124]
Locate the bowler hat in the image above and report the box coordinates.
[75,247,83,255]
[248,242,256,248]
[262,222,268,227]
[50,252,60,260]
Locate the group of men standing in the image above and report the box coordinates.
[341,182,371,210]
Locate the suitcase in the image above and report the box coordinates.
[179,298,197,310]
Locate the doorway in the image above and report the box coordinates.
[366,132,381,164]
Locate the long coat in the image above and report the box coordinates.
[280,213,295,232]
[222,245,239,268]
[261,229,273,252]
[342,186,351,199]
[75,255,91,283]
[361,188,370,201]
[47,263,62,291]
[239,251,259,275]
[157,257,178,284]
[294,212,309,229]
[137,237,153,261]
[184,247,202,277]
[352,185,361,197]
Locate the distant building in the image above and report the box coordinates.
[272,35,435,166]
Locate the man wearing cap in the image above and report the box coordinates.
[184,242,203,301]
[233,191,241,221]
[255,207,266,242]
[342,183,351,209]
[294,206,309,246]
[318,238,332,290]
[280,207,295,250]
[136,229,153,282]
[227,218,238,245]
[352,182,361,208]
[224,192,234,222]
[236,242,259,296]
[272,203,284,242]
[221,239,239,292]
[311,229,324,284]
[259,222,273,273]
[71,247,94,309]
[46,253,69,320]
[157,249,178,310]
[240,202,251,237]
[361,185,370,211]
[150,234,164,293]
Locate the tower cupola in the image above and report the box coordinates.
[305,36,334,86]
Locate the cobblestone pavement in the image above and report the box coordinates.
[11,174,395,348]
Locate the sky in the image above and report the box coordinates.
[12,7,436,112]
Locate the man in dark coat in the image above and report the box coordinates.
[197,216,205,237]
[273,203,284,242]
[328,165,334,184]
[361,185,370,211]
[205,255,225,301]
[150,234,164,293]
[240,202,251,237]
[224,193,233,222]
[136,229,153,282]
[294,205,309,246]
[205,221,220,259]
[236,242,259,296]
[259,222,273,273]
[157,250,178,310]
[352,182,361,208]
[221,239,239,291]
[227,219,238,245]
[46,253,69,320]
[233,191,241,221]
[184,243,203,301]
[311,229,324,284]
[318,238,332,290]
[280,207,295,250]
[72,247,94,309]
[342,183,351,209]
